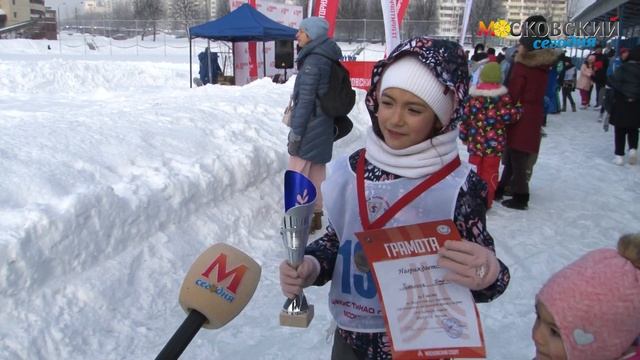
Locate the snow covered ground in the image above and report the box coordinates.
[1,38,639,360]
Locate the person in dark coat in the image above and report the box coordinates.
[591,45,610,109]
[544,57,561,116]
[286,17,342,232]
[471,43,487,62]
[496,15,559,210]
[559,56,577,112]
[501,45,518,85]
[607,46,640,166]
[197,47,222,86]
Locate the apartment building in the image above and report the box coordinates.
[437,0,466,38]
[505,0,568,24]
[435,0,567,39]
[165,0,218,20]
[82,0,112,14]
[0,0,32,27]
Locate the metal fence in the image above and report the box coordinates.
[45,18,515,61]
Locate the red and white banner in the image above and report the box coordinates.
[381,0,401,55]
[231,0,303,86]
[396,0,410,27]
[311,0,340,38]
[342,61,376,90]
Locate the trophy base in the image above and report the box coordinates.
[279,305,314,328]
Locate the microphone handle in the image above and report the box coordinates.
[155,310,208,360]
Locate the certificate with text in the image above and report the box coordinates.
[355,220,486,359]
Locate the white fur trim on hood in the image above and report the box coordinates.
[469,85,508,97]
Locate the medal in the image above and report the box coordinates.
[354,249,370,273]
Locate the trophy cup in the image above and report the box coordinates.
[279,170,317,328]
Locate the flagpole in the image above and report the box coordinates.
[459,0,474,46]
[308,0,314,17]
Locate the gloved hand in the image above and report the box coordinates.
[279,255,320,299]
[603,114,610,132]
[437,240,500,291]
[287,132,301,156]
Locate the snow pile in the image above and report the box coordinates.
[0,38,638,359]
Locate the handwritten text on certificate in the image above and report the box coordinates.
[356,220,486,359]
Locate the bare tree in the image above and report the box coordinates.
[366,1,383,19]
[338,0,367,18]
[133,0,165,41]
[404,0,438,38]
[170,0,202,29]
[216,0,230,18]
[337,0,367,42]
[468,0,506,47]
[112,1,134,21]
[366,1,384,42]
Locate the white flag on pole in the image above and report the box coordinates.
[381,0,401,56]
[459,0,474,46]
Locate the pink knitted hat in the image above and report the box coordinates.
[537,235,640,360]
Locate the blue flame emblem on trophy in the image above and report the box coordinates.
[280,170,316,327]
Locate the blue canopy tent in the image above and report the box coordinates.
[188,3,297,87]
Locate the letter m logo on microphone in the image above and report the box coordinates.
[200,253,248,294]
[477,21,496,36]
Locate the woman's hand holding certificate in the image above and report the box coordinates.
[437,240,500,291]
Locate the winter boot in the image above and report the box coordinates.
[613,155,624,166]
[571,104,576,112]
[494,185,505,201]
[628,149,638,165]
[310,211,323,233]
[501,193,529,210]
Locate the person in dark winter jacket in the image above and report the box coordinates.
[607,46,640,166]
[195,47,222,86]
[559,56,577,112]
[591,45,609,109]
[279,36,510,359]
[286,17,342,232]
[496,15,559,210]
[543,57,561,118]
[460,61,522,208]
[471,43,487,62]
[501,45,518,85]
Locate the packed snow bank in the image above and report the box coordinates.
[1,38,639,359]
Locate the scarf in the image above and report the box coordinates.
[364,127,459,179]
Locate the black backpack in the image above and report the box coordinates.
[316,55,356,117]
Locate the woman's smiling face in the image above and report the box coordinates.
[376,87,439,150]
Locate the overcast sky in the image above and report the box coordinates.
[44,0,598,20]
